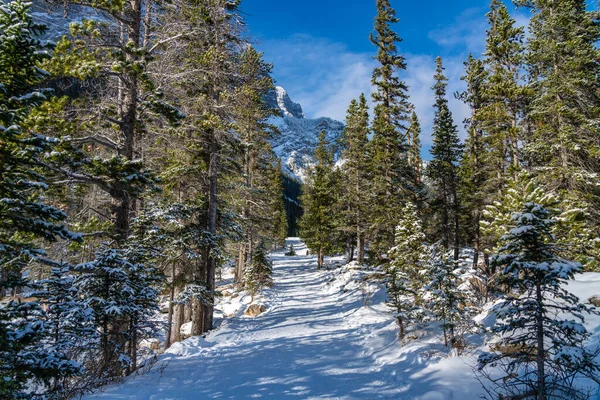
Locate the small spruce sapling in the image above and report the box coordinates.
[245,243,274,297]
[30,264,96,397]
[286,244,296,256]
[423,251,469,352]
[386,202,425,340]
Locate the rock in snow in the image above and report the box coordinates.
[243,304,267,317]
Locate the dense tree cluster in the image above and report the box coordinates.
[298,0,600,397]
[0,0,285,396]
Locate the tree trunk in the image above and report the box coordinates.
[171,302,184,343]
[114,0,142,241]
[191,297,204,336]
[345,236,353,264]
[536,282,546,400]
[165,263,176,349]
[130,316,137,374]
[453,203,460,261]
[397,316,404,340]
[184,302,192,322]
[317,248,323,270]
[235,242,245,284]
[357,232,365,264]
[203,132,219,333]
[510,116,520,180]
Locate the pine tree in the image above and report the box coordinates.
[41,0,182,242]
[515,0,600,237]
[478,202,600,399]
[300,132,338,269]
[30,265,96,398]
[423,254,469,351]
[387,202,425,339]
[285,244,296,256]
[145,0,247,338]
[232,46,280,284]
[244,242,274,297]
[516,0,600,195]
[368,0,416,258]
[482,173,600,273]
[0,1,81,396]
[339,94,370,263]
[74,241,162,379]
[427,56,463,260]
[457,54,488,269]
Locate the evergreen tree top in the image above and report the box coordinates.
[408,112,421,135]
[370,0,402,60]
[370,0,410,126]
[432,56,448,103]
[429,56,462,169]
[314,131,334,167]
[493,202,582,280]
[485,0,525,66]
[458,54,487,112]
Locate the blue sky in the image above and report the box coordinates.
[241,0,529,154]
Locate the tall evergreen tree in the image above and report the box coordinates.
[482,0,526,182]
[368,0,416,259]
[340,94,370,263]
[457,55,488,269]
[427,56,463,260]
[300,132,338,269]
[148,0,247,338]
[232,46,280,284]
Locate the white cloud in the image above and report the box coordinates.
[427,7,487,56]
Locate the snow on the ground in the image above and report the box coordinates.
[84,238,600,400]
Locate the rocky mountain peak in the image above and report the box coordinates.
[265,86,304,119]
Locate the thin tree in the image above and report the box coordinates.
[300,132,338,269]
[427,56,463,260]
[368,0,416,259]
[340,94,370,263]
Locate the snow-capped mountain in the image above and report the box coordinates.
[271,116,344,182]
[265,86,304,119]
[267,88,345,182]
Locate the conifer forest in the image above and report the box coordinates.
[2,0,600,398]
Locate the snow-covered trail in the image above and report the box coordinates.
[85,238,480,400]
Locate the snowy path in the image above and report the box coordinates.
[85,238,481,400]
